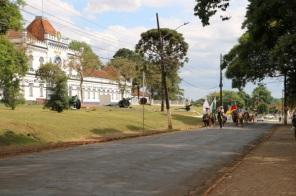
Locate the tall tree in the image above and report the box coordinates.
[194,0,231,26]
[68,41,102,103]
[0,36,27,109]
[36,63,68,112]
[0,0,24,34]
[194,0,296,123]
[251,85,272,114]
[113,48,142,99]
[108,58,137,98]
[136,28,189,110]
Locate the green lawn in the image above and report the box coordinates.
[0,104,202,146]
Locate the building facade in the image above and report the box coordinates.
[7,16,131,105]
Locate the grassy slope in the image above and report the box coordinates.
[0,104,202,146]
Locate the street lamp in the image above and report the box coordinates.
[156,13,189,130]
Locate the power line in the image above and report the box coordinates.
[22,9,119,54]
[181,78,218,90]
[22,4,134,47]
[47,0,140,39]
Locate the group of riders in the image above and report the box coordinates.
[202,106,256,128]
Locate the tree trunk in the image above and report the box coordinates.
[161,88,164,112]
[80,74,84,103]
[284,73,287,125]
[137,85,140,100]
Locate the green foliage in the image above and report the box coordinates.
[192,98,205,107]
[2,79,24,110]
[112,48,145,96]
[136,28,188,66]
[212,0,296,109]
[257,103,268,114]
[251,85,273,112]
[136,28,189,100]
[68,41,102,102]
[36,63,68,112]
[68,40,101,70]
[0,0,24,34]
[194,0,231,26]
[108,58,137,98]
[0,35,28,109]
[208,90,247,109]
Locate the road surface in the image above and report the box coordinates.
[0,123,274,196]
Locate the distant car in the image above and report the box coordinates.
[257,116,264,122]
[264,114,275,120]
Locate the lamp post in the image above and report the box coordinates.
[219,54,223,108]
[156,13,189,130]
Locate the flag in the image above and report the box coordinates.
[210,97,217,113]
[203,99,210,113]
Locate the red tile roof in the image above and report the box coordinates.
[84,66,119,80]
[26,16,57,41]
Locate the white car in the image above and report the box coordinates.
[264,114,275,120]
[257,116,264,122]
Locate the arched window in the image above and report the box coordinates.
[54,56,62,65]
[39,57,44,66]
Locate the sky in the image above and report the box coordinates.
[21,0,284,100]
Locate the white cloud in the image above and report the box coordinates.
[24,0,81,20]
[85,0,179,13]
[85,0,141,13]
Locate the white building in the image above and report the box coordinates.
[7,16,131,105]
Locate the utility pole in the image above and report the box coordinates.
[219,54,223,108]
[156,13,173,130]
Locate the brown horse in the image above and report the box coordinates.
[202,113,210,127]
[232,110,244,126]
[232,110,239,126]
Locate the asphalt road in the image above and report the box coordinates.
[0,123,274,196]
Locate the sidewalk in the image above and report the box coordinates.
[205,125,296,196]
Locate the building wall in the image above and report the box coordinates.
[17,33,131,105]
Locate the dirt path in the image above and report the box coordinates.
[205,125,296,196]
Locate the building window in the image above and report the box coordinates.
[39,84,44,97]
[54,56,62,65]
[29,55,34,71]
[87,89,90,99]
[29,83,34,97]
[39,57,44,66]
[93,90,96,99]
[69,67,73,76]
[69,86,72,96]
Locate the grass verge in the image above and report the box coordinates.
[0,104,202,156]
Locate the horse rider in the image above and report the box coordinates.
[217,106,223,128]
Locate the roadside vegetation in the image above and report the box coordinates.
[0,104,202,147]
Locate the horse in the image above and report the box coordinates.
[232,110,239,126]
[209,113,216,127]
[222,114,227,126]
[248,113,255,123]
[243,112,250,124]
[238,112,244,127]
[202,113,210,127]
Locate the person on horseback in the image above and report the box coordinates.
[232,109,239,126]
[217,106,223,128]
[202,107,210,127]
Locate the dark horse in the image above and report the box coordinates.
[202,113,210,127]
[232,110,244,126]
